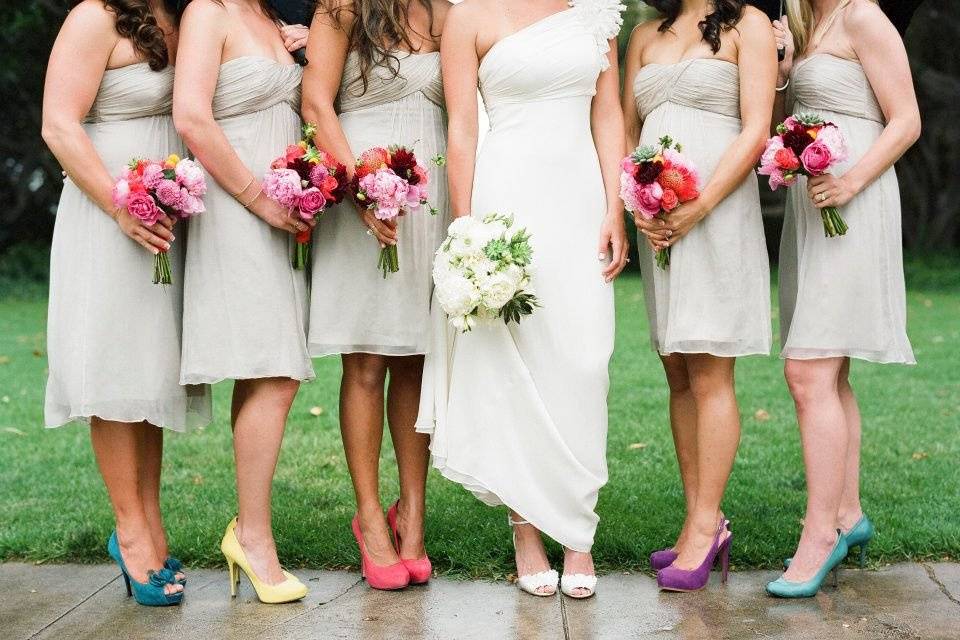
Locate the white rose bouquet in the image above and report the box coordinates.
[432,213,540,333]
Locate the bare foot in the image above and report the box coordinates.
[395,500,427,560]
[357,505,402,567]
[783,528,839,583]
[562,549,595,597]
[512,521,555,595]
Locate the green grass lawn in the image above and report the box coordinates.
[0,263,958,578]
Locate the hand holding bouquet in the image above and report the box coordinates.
[264,123,349,269]
[351,145,440,278]
[758,113,849,237]
[112,154,206,284]
[620,136,700,269]
[432,213,540,333]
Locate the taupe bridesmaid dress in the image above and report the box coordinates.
[307,51,448,356]
[180,56,315,383]
[633,59,772,357]
[45,64,212,431]
[779,54,915,364]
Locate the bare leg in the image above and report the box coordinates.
[340,353,398,566]
[90,418,180,595]
[232,377,299,586]
[135,422,174,568]
[660,354,698,550]
[836,358,864,530]
[672,354,739,569]
[385,355,429,560]
[510,510,555,595]
[783,357,847,582]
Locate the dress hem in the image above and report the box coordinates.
[180,369,315,385]
[779,347,916,365]
[44,409,210,433]
[309,343,428,358]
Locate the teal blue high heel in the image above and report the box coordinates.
[107,532,183,606]
[164,556,187,585]
[767,531,848,598]
[784,514,875,569]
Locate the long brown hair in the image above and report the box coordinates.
[646,0,745,54]
[76,0,178,70]
[318,0,438,93]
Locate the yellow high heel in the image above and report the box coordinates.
[220,517,308,604]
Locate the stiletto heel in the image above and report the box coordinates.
[220,517,308,603]
[107,531,181,606]
[784,514,874,569]
[351,513,410,590]
[858,542,869,568]
[386,501,432,585]
[766,531,849,598]
[720,538,731,584]
[831,565,840,588]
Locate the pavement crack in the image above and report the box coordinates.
[921,562,960,608]
[265,577,364,631]
[560,594,571,640]
[318,577,363,607]
[28,573,120,639]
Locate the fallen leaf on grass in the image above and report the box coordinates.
[1,396,9,403]
[923,298,933,308]
[911,451,928,461]
[3,427,25,436]
[754,409,771,422]
[932,336,944,343]
[32,350,43,357]
[0,355,10,365]
[309,406,324,417]
[192,474,204,485]
[628,442,647,450]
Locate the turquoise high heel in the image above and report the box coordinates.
[107,532,183,606]
[164,556,187,585]
[767,531,848,598]
[784,514,875,569]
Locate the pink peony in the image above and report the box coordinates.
[263,168,303,208]
[298,187,326,220]
[141,163,165,189]
[800,140,834,175]
[174,159,206,196]
[814,124,848,164]
[112,179,131,208]
[621,157,637,175]
[178,192,205,217]
[767,167,798,190]
[126,191,163,225]
[635,181,664,219]
[759,137,784,175]
[155,179,183,208]
[359,169,409,221]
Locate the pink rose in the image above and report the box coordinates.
[298,187,326,220]
[270,156,288,170]
[636,181,664,218]
[141,163,165,189]
[413,165,429,188]
[155,179,183,208]
[621,157,637,175]
[263,168,303,208]
[126,191,163,225]
[800,140,833,176]
[285,145,305,164]
[661,188,679,212]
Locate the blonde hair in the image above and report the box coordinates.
[786,0,877,55]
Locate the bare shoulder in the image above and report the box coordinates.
[180,0,229,25]
[844,0,894,33]
[62,0,117,34]
[738,5,772,29]
[447,0,492,25]
[431,0,455,30]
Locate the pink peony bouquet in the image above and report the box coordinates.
[263,123,349,270]
[111,154,206,284]
[620,135,700,269]
[758,113,849,237]
[351,145,440,278]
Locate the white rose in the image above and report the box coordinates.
[478,271,518,310]
[436,273,481,318]
[450,314,477,333]
[503,264,524,288]
[447,216,480,239]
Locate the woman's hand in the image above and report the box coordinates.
[662,199,709,245]
[247,193,306,234]
[357,204,398,248]
[634,214,670,251]
[773,15,795,83]
[807,173,857,209]
[281,24,309,53]
[117,210,175,254]
[598,213,629,283]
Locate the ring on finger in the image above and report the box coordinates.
[366,229,374,236]
[817,192,827,203]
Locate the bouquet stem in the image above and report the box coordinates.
[379,244,399,278]
[153,251,172,285]
[820,206,849,238]
[293,241,311,270]
[655,247,671,270]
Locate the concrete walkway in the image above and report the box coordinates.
[4,562,959,640]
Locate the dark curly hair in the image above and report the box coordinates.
[71,1,178,70]
[647,0,745,54]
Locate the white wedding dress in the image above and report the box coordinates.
[416,0,624,552]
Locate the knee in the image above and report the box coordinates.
[344,357,388,392]
[784,361,825,409]
[661,357,691,394]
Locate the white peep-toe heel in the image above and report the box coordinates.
[509,517,558,597]
[560,572,598,599]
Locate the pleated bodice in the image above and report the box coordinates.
[338,51,443,112]
[633,59,740,121]
[84,64,173,123]
[792,54,884,124]
[212,56,302,120]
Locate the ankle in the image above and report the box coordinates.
[838,508,863,530]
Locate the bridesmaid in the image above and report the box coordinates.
[623,0,776,591]
[173,0,313,603]
[302,0,451,591]
[768,0,919,598]
[42,0,211,606]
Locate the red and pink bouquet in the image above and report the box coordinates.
[758,113,849,237]
[111,154,206,284]
[620,135,700,269]
[264,123,349,270]
[351,145,439,278]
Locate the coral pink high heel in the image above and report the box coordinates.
[387,501,432,584]
[351,514,410,590]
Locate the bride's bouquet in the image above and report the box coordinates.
[432,213,540,333]
[263,124,349,269]
[111,154,206,284]
[620,135,700,269]
[351,145,439,278]
[758,113,849,237]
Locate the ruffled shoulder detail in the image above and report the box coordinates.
[569,0,627,71]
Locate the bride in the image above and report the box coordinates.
[417,0,628,598]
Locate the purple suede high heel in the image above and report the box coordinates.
[651,520,729,571]
[656,522,732,592]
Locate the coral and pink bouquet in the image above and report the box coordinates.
[758,113,849,237]
[620,135,700,269]
[264,123,349,269]
[351,145,439,278]
[111,154,206,284]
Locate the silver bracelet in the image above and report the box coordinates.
[776,78,791,92]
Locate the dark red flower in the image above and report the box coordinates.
[389,147,418,182]
[782,128,814,157]
[636,160,664,184]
